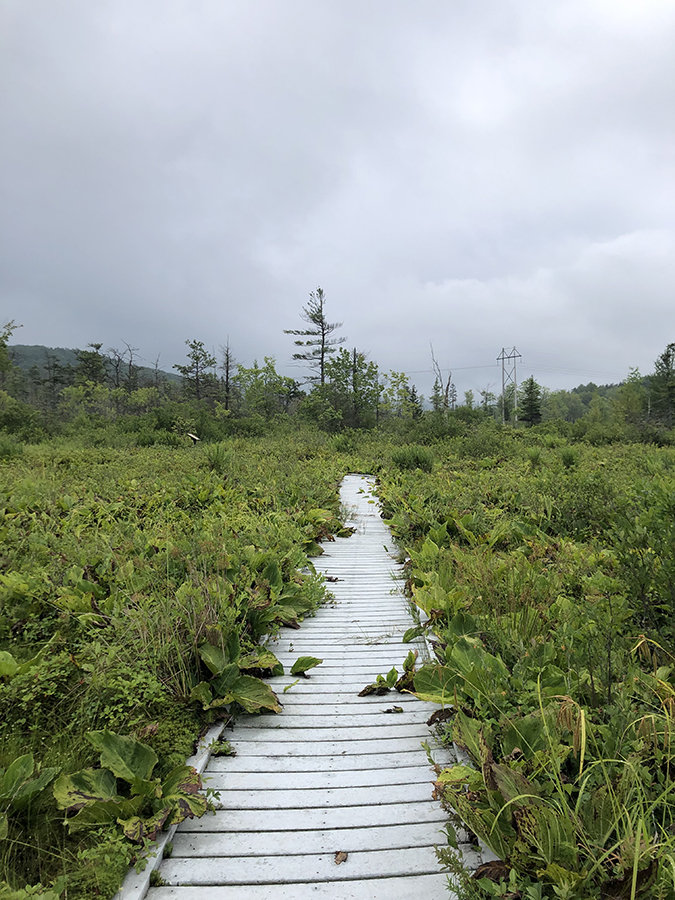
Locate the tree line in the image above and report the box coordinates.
[1,291,675,446]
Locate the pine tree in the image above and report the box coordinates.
[75,343,108,385]
[284,287,345,385]
[173,340,217,401]
[650,342,675,425]
[519,376,542,426]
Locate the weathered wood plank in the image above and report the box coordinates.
[235,711,430,728]
[171,821,447,857]
[229,723,428,741]
[212,782,435,810]
[207,749,450,773]
[148,872,452,900]
[158,845,443,884]
[204,765,435,791]
[177,802,447,832]
[219,737,430,755]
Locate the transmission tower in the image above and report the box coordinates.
[497,347,522,423]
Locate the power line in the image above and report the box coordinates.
[405,364,498,374]
[527,363,624,379]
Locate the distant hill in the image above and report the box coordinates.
[9,344,181,384]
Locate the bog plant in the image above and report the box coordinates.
[0,434,349,895]
[391,445,434,473]
[375,434,675,898]
[53,730,209,843]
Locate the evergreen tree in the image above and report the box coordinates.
[0,321,21,390]
[284,287,346,385]
[430,378,445,413]
[173,340,217,401]
[650,342,675,425]
[75,343,108,385]
[409,385,423,420]
[519,376,542,426]
[324,347,379,429]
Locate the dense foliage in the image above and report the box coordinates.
[370,425,675,899]
[0,432,349,897]
[3,317,675,446]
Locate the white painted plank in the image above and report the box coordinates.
[206,750,451,773]
[269,701,424,715]
[158,845,443,884]
[147,872,453,900]
[178,802,447,833]
[229,723,428,742]
[171,821,448,857]
[204,765,434,791]
[222,738,431,759]
[235,712,430,728]
[211,782,434,809]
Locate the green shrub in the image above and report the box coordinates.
[560,446,578,469]
[526,447,542,469]
[391,445,434,473]
[203,441,232,474]
[0,433,23,460]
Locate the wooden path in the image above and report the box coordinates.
[146,474,476,899]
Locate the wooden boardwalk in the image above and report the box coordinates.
[146,474,472,899]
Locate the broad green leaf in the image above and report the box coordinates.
[53,768,119,811]
[446,611,479,640]
[11,767,60,810]
[87,731,157,784]
[0,651,18,680]
[304,540,324,557]
[0,812,7,841]
[129,777,162,800]
[66,796,143,832]
[290,656,322,675]
[412,664,458,705]
[211,663,240,697]
[436,765,478,785]
[502,712,549,759]
[190,681,213,707]
[491,763,539,806]
[262,561,283,593]
[230,675,282,713]
[402,625,424,643]
[0,754,34,801]
[161,766,208,822]
[385,667,398,687]
[199,642,229,675]
[238,648,284,675]
[452,710,482,765]
[225,629,240,665]
[119,806,172,843]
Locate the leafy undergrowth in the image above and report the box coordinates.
[0,432,349,897]
[371,429,675,899]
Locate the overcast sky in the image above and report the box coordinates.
[1,0,674,399]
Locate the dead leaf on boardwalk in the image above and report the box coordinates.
[334,851,348,865]
[383,706,404,714]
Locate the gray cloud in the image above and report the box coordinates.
[1,0,673,399]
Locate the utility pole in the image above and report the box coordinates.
[497,347,522,424]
